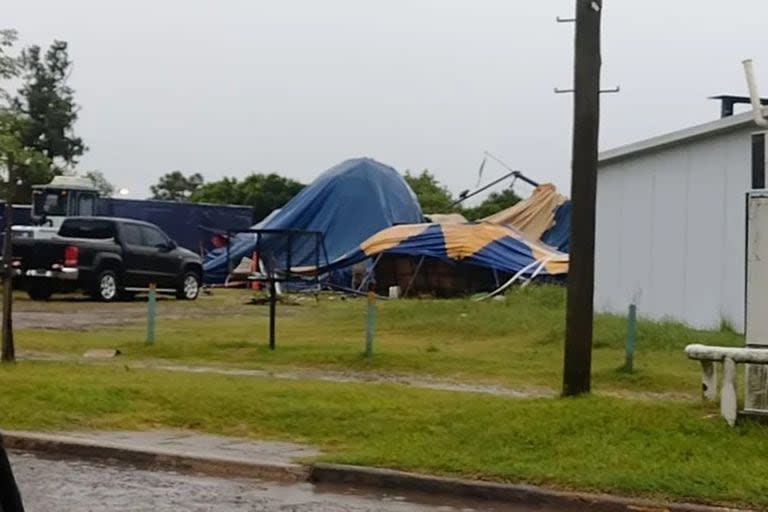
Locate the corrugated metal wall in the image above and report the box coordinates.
[596,129,752,332]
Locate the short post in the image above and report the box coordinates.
[146,283,157,345]
[721,357,738,427]
[268,278,276,351]
[365,282,376,358]
[623,303,637,372]
[701,360,718,401]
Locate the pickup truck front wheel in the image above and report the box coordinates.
[177,272,201,300]
[94,270,119,302]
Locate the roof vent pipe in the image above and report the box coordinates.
[743,59,768,128]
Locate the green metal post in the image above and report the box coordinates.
[268,278,276,351]
[146,283,157,345]
[365,285,376,358]
[624,303,636,372]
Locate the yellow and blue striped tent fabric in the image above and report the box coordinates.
[483,183,571,253]
[318,222,568,277]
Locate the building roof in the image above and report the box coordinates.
[32,175,98,191]
[598,107,768,166]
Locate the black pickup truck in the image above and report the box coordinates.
[12,217,204,301]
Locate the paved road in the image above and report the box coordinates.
[9,451,534,512]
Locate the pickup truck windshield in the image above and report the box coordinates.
[59,219,115,239]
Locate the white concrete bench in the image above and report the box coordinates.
[685,344,768,426]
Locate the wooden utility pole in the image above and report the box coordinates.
[1,160,15,363]
[562,0,602,396]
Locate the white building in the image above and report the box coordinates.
[596,105,768,332]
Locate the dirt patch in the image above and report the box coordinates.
[13,310,144,330]
[12,290,266,330]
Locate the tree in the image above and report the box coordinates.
[0,31,22,363]
[0,30,52,201]
[189,176,238,204]
[192,173,304,222]
[0,30,19,100]
[463,187,521,221]
[0,111,49,363]
[11,40,85,202]
[0,113,51,172]
[0,30,56,363]
[403,170,456,214]
[236,173,304,222]
[83,170,114,197]
[150,171,204,201]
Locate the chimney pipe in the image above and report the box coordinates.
[743,59,768,128]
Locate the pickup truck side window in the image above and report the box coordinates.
[59,219,115,239]
[121,224,143,246]
[140,226,169,248]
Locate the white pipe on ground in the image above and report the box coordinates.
[743,59,768,128]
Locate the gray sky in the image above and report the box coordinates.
[5,0,768,200]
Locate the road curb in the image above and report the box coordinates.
[2,431,308,483]
[2,432,751,512]
[309,463,750,512]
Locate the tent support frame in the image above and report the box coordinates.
[403,255,426,298]
[227,228,326,351]
[474,257,553,302]
[357,253,384,292]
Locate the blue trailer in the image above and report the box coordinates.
[0,204,33,232]
[11,176,254,256]
[96,197,253,254]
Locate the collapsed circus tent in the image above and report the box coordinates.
[203,158,423,284]
[310,222,568,280]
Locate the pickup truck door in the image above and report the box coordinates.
[119,223,151,287]
[137,225,180,288]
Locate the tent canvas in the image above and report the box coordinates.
[310,222,568,279]
[482,183,571,253]
[203,158,423,284]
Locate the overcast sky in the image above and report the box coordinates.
[5,0,768,200]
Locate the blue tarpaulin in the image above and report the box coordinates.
[541,201,571,253]
[96,198,254,254]
[203,157,423,283]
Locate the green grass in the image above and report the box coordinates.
[0,361,766,507]
[5,287,756,505]
[16,286,743,394]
